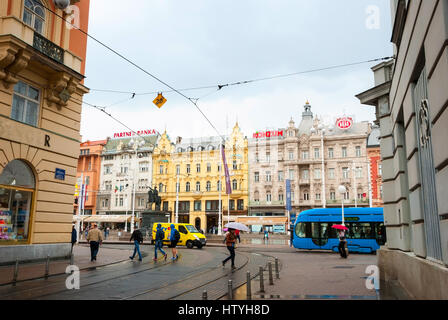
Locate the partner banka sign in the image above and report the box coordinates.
[253,130,284,139]
[336,117,353,130]
[113,129,158,138]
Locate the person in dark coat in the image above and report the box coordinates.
[71,225,77,253]
[129,229,144,261]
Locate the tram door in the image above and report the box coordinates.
[311,221,330,248]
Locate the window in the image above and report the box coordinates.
[342,147,348,158]
[266,171,272,182]
[314,169,321,179]
[196,164,201,173]
[104,155,114,161]
[206,181,211,192]
[186,182,191,192]
[217,180,222,191]
[314,148,320,159]
[87,160,91,171]
[266,153,271,163]
[355,167,362,178]
[329,168,335,179]
[176,165,180,175]
[85,176,90,186]
[302,151,309,160]
[163,201,169,211]
[11,81,40,126]
[102,198,109,208]
[232,179,238,190]
[158,183,163,192]
[254,191,260,202]
[289,151,294,160]
[302,169,309,180]
[266,193,272,203]
[139,162,149,173]
[344,191,350,200]
[207,163,211,173]
[356,146,362,157]
[378,164,382,176]
[278,171,284,182]
[104,165,112,175]
[342,167,349,179]
[291,191,295,203]
[229,200,235,211]
[179,201,190,213]
[23,0,46,35]
[121,166,128,174]
[295,223,307,238]
[138,198,145,207]
[205,200,220,211]
[119,196,124,207]
[315,193,321,200]
[254,172,259,182]
[237,199,244,210]
[328,148,334,159]
[194,200,201,211]
[303,192,310,201]
[186,164,190,174]
[0,160,35,243]
[330,191,336,200]
[105,181,112,191]
[196,182,201,192]
[278,193,284,202]
[159,165,163,174]
[233,161,237,170]
[289,169,294,180]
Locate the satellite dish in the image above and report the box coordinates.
[54,0,70,10]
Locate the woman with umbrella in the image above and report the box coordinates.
[222,222,249,270]
[332,224,349,258]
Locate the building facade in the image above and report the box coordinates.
[152,124,248,233]
[248,102,372,232]
[74,140,107,216]
[0,0,90,263]
[356,0,448,299]
[367,127,383,207]
[95,134,158,229]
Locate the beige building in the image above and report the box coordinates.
[0,1,90,263]
[249,102,372,232]
[357,0,448,299]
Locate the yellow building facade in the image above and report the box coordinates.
[152,124,248,233]
[0,1,90,263]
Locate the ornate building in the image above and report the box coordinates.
[248,102,372,233]
[152,124,248,233]
[0,0,91,263]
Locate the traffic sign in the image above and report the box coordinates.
[153,93,167,108]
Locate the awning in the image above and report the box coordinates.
[72,215,141,223]
[236,216,288,226]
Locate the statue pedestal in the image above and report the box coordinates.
[140,210,171,236]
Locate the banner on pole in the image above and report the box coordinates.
[286,179,292,211]
[221,144,232,195]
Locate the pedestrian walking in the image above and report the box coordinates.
[338,229,348,258]
[264,229,269,243]
[169,224,180,261]
[71,225,77,253]
[222,228,237,270]
[288,223,294,247]
[87,223,103,262]
[129,229,144,261]
[154,224,167,262]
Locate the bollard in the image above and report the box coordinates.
[45,255,50,279]
[259,266,265,293]
[246,271,252,300]
[12,258,19,286]
[268,262,274,285]
[275,258,280,279]
[228,280,233,300]
[202,290,208,300]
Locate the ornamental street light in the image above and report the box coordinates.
[338,185,347,225]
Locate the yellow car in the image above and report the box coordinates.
[151,223,207,249]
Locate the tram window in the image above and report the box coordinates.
[320,223,330,239]
[345,223,372,239]
[311,223,320,239]
[295,223,307,238]
[375,223,386,245]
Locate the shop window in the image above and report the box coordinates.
[0,160,35,243]
[23,0,46,35]
[11,81,40,127]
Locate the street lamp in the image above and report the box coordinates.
[338,185,347,225]
[129,138,145,234]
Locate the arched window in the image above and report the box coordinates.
[206,181,211,192]
[232,179,238,190]
[196,182,201,192]
[23,0,46,35]
[0,160,35,243]
[185,182,190,192]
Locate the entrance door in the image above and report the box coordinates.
[206,215,217,234]
[195,218,201,231]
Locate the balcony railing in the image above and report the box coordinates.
[33,32,64,64]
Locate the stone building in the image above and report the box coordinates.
[356,0,448,299]
[0,0,90,263]
[248,102,372,232]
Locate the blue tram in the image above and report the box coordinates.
[293,207,386,253]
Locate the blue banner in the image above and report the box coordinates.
[286,179,292,211]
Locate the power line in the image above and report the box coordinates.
[41,3,226,142]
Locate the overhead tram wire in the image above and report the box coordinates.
[41,4,226,142]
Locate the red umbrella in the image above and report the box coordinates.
[332,224,348,230]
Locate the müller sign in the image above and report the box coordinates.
[253,130,284,139]
[113,129,158,138]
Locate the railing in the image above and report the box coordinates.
[33,32,64,64]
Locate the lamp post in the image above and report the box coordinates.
[129,138,145,234]
[338,185,347,225]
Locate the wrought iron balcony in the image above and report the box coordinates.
[33,32,64,64]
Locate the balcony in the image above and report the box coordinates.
[299,179,310,185]
[33,32,64,64]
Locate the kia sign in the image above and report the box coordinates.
[336,117,353,130]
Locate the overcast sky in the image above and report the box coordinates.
[79,0,393,142]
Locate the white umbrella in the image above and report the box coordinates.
[224,222,250,232]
